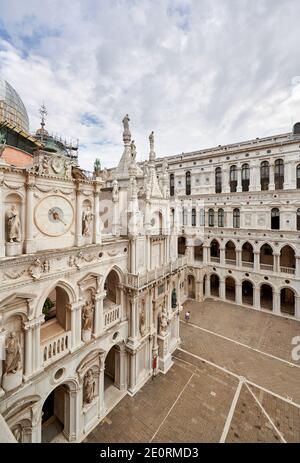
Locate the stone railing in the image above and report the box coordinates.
[242,261,254,268]
[126,256,188,288]
[104,304,121,329]
[280,266,295,275]
[260,263,273,272]
[41,330,71,367]
[225,258,236,266]
[210,256,220,263]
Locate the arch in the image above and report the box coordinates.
[259,243,274,268]
[101,265,124,293]
[271,207,280,230]
[274,159,284,190]
[241,163,250,191]
[260,283,273,310]
[230,165,237,192]
[280,245,295,271]
[215,167,222,193]
[242,280,253,306]
[260,160,269,190]
[225,277,236,302]
[187,274,195,299]
[210,273,219,297]
[104,342,127,409]
[210,239,220,260]
[280,287,295,316]
[225,240,236,263]
[103,268,123,307]
[242,242,253,264]
[36,280,76,319]
[178,236,186,256]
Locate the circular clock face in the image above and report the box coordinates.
[35,195,74,236]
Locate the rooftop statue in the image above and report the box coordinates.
[149,131,154,151]
[122,114,130,132]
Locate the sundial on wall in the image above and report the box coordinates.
[35,195,74,236]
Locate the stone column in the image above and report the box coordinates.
[220,279,225,299]
[253,286,260,309]
[25,180,36,254]
[223,167,230,193]
[236,166,242,193]
[98,353,106,416]
[32,316,44,374]
[128,350,137,393]
[236,283,242,305]
[205,276,210,297]
[63,387,81,442]
[93,186,101,244]
[129,296,138,342]
[220,245,225,266]
[23,321,33,381]
[195,280,203,301]
[274,253,280,273]
[0,174,5,257]
[283,160,292,190]
[295,295,300,319]
[75,184,82,247]
[68,302,83,352]
[115,347,127,391]
[273,290,280,314]
[249,163,260,192]
[130,239,136,274]
[289,160,296,190]
[296,256,300,278]
[269,161,275,190]
[236,249,242,268]
[254,250,260,272]
[93,292,105,337]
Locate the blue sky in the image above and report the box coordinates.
[0,0,300,170]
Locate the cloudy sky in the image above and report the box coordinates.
[0,0,300,170]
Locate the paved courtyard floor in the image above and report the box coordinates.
[84,299,300,443]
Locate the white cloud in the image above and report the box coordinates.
[0,0,300,171]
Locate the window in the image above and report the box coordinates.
[183,208,187,225]
[215,167,222,193]
[200,208,205,226]
[192,208,196,226]
[170,173,174,196]
[271,208,280,230]
[233,208,240,228]
[208,209,215,227]
[297,164,300,189]
[241,163,249,191]
[275,159,284,190]
[218,208,224,227]
[261,161,269,190]
[186,171,191,195]
[297,208,300,231]
[230,165,237,192]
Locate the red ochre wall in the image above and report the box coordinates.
[2,146,33,167]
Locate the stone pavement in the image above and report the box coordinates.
[84,299,300,443]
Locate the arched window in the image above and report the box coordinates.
[182,208,187,225]
[170,173,174,196]
[191,208,196,227]
[215,167,222,193]
[297,208,300,231]
[275,159,284,190]
[297,164,300,189]
[186,171,191,195]
[241,163,249,191]
[261,161,269,190]
[230,165,237,192]
[271,208,280,230]
[233,208,240,228]
[208,209,215,227]
[200,208,205,226]
[218,208,224,227]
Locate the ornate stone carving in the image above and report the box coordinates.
[82,299,94,332]
[4,332,22,374]
[112,179,119,202]
[122,114,131,143]
[82,207,93,237]
[130,140,137,161]
[7,204,21,243]
[159,307,168,336]
[28,258,50,280]
[139,309,146,337]
[83,369,95,405]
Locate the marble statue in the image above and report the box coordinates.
[139,309,146,337]
[4,332,22,374]
[149,131,154,151]
[162,159,168,174]
[112,179,119,202]
[171,288,177,308]
[83,369,95,405]
[7,204,21,242]
[82,300,94,331]
[122,114,130,132]
[130,140,137,161]
[82,208,93,237]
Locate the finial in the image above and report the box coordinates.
[149,131,155,161]
[39,103,48,129]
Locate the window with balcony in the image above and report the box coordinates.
[271,208,280,230]
[170,173,174,196]
[215,167,222,193]
[186,171,191,195]
[260,161,269,190]
[230,165,237,192]
[233,208,240,228]
[191,208,196,226]
[274,159,284,190]
[241,163,249,191]
[218,208,224,227]
[208,208,215,227]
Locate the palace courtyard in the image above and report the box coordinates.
[84,299,300,443]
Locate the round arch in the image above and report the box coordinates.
[242,280,253,306]
[280,287,296,316]
[35,279,77,318]
[225,276,236,302]
[260,283,273,311]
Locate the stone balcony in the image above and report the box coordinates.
[41,320,71,367]
[126,256,188,289]
[103,303,121,329]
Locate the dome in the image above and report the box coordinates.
[0,78,29,132]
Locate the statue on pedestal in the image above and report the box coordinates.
[82,208,93,237]
[83,369,95,405]
[82,300,94,331]
[4,332,22,374]
[7,205,21,243]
